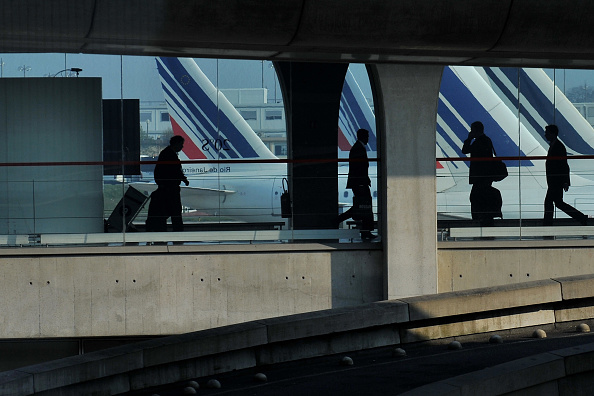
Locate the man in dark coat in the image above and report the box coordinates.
[338,128,376,240]
[146,135,189,231]
[462,121,502,226]
[543,124,587,226]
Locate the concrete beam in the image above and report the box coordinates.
[554,274,594,300]
[402,340,594,395]
[402,279,562,321]
[262,300,408,343]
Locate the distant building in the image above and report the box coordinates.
[573,102,594,127]
[220,88,286,157]
[139,101,170,139]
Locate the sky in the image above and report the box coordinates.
[1,53,594,104]
[0,53,372,104]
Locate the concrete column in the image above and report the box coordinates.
[276,62,349,229]
[370,64,443,299]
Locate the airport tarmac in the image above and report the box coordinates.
[129,321,594,395]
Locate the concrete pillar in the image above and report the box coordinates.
[369,64,443,299]
[276,62,349,229]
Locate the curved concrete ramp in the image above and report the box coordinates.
[2,274,594,395]
[402,341,594,395]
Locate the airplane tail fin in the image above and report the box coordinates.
[156,57,277,161]
[438,66,545,166]
[339,68,377,156]
[482,67,594,155]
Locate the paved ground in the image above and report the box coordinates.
[129,322,594,396]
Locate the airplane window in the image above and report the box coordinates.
[344,191,349,198]
[373,191,377,198]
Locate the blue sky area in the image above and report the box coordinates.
[0,54,372,104]
[0,53,592,104]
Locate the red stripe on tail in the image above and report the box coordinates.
[170,117,207,159]
[338,127,352,152]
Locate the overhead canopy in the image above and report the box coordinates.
[2,1,594,68]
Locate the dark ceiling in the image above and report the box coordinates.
[3,1,594,68]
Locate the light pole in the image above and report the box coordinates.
[268,62,277,103]
[0,58,4,78]
[18,65,31,77]
[49,68,82,77]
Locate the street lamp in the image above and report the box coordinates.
[50,68,83,77]
[268,62,277,103]
[18,65,31,77]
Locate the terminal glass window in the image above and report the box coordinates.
[438,66,594,241]
[0,54,381,247]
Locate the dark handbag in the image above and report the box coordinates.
[490,146,508,182]
[281,178,291,218]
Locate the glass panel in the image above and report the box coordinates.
[0,53,106,238]
[437,66,524,236]
[439,66,594,241]
[163,58,286,226]
[337,64,378,236]
[548,69,594,229]
[0,54,380,246]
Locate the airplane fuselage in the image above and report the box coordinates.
[133,162,379,224]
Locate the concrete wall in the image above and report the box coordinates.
[438,241,594,292]
[0,246,382,339]
[5,239,594,340]
[4,274,594,395]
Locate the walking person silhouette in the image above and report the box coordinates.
[543,124,588,226]
[461,121,502,227]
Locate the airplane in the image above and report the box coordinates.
[337,64,581,221]
[479,67,594,179]
[436,66,594,220]
[133,57,288,223]
[133,56,594,224]
[132,57,380,225]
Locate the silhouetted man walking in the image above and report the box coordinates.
[338,128,377,240]
[462,121,502,226]
[146,135,189,231]
[543,124,587,226]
